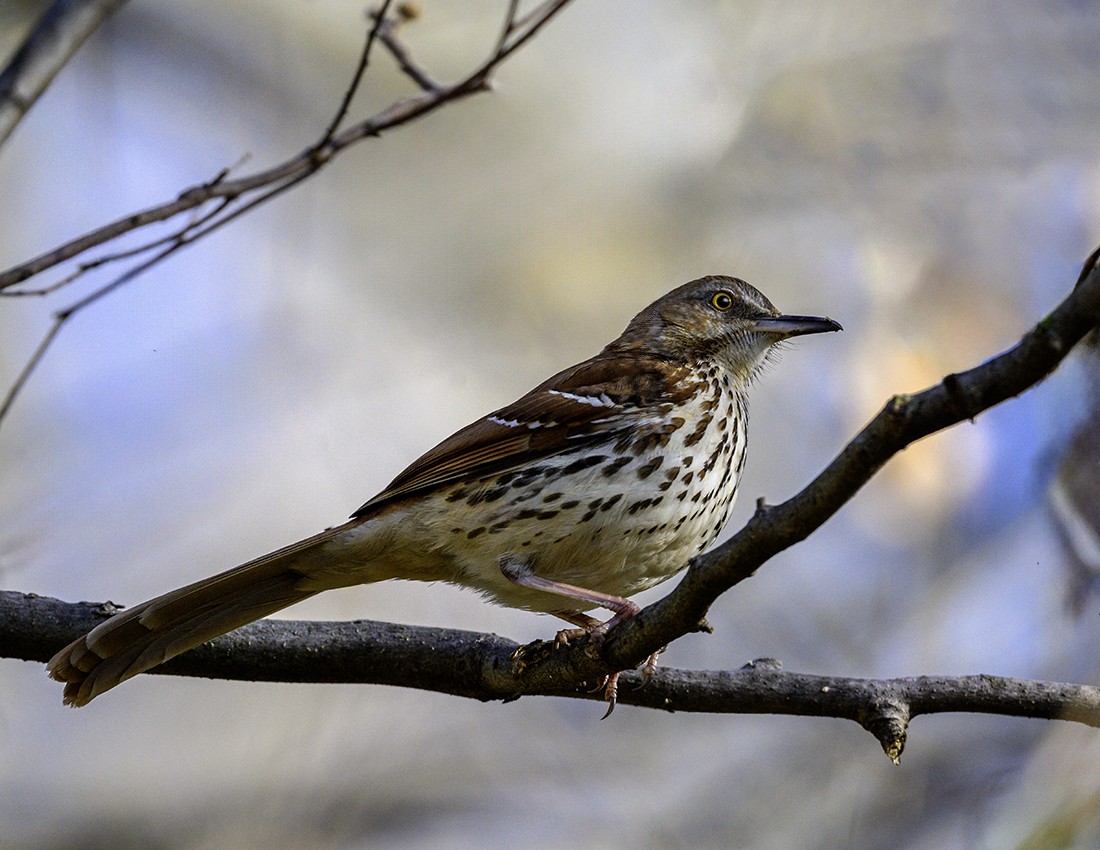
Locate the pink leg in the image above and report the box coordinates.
[499,558,641,640]
[500,558,645,718]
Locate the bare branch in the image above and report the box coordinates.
[3,591,1098,762]
[493,0,522,57]
[0,319,63,422]
[0,165,314,422]
[0,1,572,293]
[484,0,571,66]
[0,164,244,299]
[0,0,575,427]
[0,0,130,147]
[376,8,443,94]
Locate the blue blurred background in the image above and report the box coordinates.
[2,1,1100,847]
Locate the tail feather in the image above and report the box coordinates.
[48,523,359,707]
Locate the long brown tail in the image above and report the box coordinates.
[48,523,363,707]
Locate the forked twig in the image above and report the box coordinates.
[0,1,574,426]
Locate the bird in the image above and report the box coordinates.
[48,276,841,709]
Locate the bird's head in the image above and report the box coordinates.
[613,275,842,385]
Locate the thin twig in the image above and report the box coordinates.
[493,0,522,56]
[0,0,131,146]
[0,197,233,298]
[0,319,63,422]
[487,0,572,66]
[2,154,247,298]
[319,0,394,144]
[0,169,310,420]
[376,13,441,93]
[0,1,572,293]
[0,1,575,427]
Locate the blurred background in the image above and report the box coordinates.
[2,1,1100,847]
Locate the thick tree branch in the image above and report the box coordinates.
[0,0,130,147]
[4,591,1098,762]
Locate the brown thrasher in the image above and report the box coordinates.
[48,276,840,708]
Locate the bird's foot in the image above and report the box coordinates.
[551,607,646,717]
[553,626,589,649]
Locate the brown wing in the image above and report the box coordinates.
[351,353,690,517]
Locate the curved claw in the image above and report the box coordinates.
[601,672,620,719]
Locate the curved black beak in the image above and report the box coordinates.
[751,314,843,337]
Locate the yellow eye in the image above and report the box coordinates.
[710,291,733,311]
